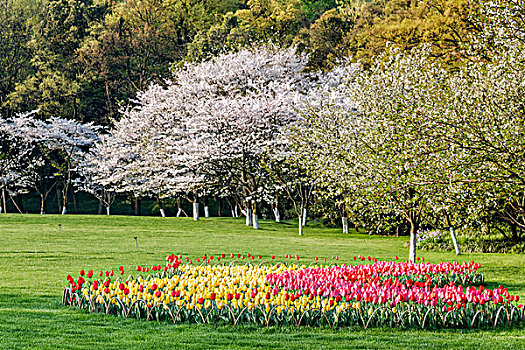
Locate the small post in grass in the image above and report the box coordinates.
[134,236,137,249]
[58,224,61,231]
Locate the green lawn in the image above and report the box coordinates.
[0,214,524,349]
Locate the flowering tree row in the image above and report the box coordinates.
[3,0,524,261]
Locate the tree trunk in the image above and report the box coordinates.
[302,208,308,226]
[245,208,252,226]
[449,226,461,255]
[252,213,259,229]
[298,217,303,236]
[8,193,23,214]
[193,202,199,221]
[342,217,349,234]
[56,185,62,214]
[134,198,141,216]
[40,194,45,215]
[157,197,166,217]
[273,207,280,223]
[106,206,111,215]
[61,184,68,215]
[1,187,6,213]
[408,221,418,262]
[203,197,210,217]
[98,198,104,215]
[17,195,24,213]
[176,197,182,217]
[0,187,5,213]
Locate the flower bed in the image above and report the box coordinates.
[62,254,524,329]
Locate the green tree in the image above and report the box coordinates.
[0,0,41,118]
[7,0,107,122]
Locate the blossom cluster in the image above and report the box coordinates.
[63,255,523,329]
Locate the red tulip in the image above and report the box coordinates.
[155,290,161,298]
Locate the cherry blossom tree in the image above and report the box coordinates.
[12,114,101,214]
[107,46,311,227]
[0,111,40,213]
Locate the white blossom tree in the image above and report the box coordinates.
[12,114,101,214]
[0,111,40,213]
[106,46,311,227]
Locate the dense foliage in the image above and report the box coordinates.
[0,0,483,123]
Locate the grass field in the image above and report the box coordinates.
[0,214,524,349]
